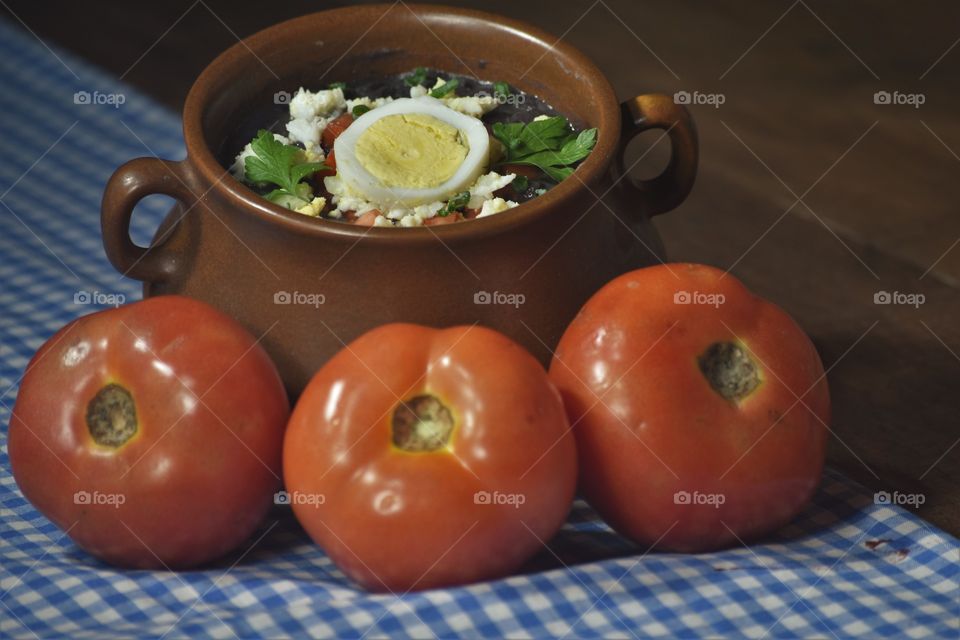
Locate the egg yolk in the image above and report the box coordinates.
[354,113,469,189]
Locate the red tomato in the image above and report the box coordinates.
[8,296,289,568]
[353,210,381,226]
[283,324,576,591]
[423,212,464,225]
[322,113,354,149]
[310,150,336,185]
[549,264,829,551]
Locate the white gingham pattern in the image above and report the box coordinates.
[0,18,958,640]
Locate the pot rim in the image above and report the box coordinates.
[182,3,621,244]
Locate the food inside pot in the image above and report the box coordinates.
[228,68,598,227]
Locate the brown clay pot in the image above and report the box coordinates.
[101,4,698,396]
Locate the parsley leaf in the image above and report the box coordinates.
[493,81,510,98]
[437,191,470,217]
[243,130,328,207]
[492,117,597,183]
[512,175,529,192]
[430,78,459,99]
[352,104,371,117]
[405,67,428,87]
[329,81,347,90]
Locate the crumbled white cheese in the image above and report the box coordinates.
[323,175,378,215]
[477,197,518,218]
[289,87,346,120]
[286,88,348,154]
[285,116,332,155]
[415,78,498,118]
[346,96,394,112]
[302,147,325,164]
[295,197,326,217]
[384,207,408,221]
[468,172,516,209]
[414,202,444,219]
[230,132,291,181]
[373,215,392,227]
[443,95,498,118]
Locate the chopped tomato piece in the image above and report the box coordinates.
[354,210,381,226]
[322,114,354,149]
[311,150,336,187]
[424,213,463,225]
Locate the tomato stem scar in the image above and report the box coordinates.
[86,383,138,447]
[698,342,760,403]
[392,394,454,452]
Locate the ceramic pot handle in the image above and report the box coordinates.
[616,94,698,217]
[101,158,196,283]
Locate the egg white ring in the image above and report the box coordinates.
[333,96,491,208]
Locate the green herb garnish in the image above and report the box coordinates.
[329,81,347,90]
[493,81,510,98]
[405,67,428,87]
[352,104,371,117]
[243,129,328,208]
[512,175,529,192]
[430,78,459,99]
[492,116,597,182]
[437,191,470,217]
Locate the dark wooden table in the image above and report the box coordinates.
[4,0,958,535]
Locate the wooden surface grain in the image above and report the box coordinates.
[3,0,957,534]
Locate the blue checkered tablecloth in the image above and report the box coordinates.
[0,17,957,640]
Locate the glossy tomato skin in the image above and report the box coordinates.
[284,324,576,592]
[8,296,289,569]
[550,264,829,552]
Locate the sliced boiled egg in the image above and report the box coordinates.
[332,96,490,208]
